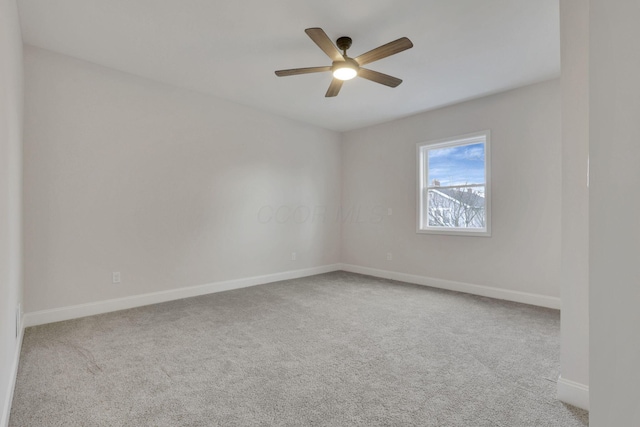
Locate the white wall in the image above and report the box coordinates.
[0,0,23,424]
[589,0,640,425]
[341,80,562,300]
[558,0,590,409]
[23,46,341,313]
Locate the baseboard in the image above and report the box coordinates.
[338,264,561,309]
[24,264,341,327]
[1,319,24,427]
[557,375,589,410]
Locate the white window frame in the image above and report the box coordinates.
[416,130,491,237]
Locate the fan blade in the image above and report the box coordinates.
[354,37,413,66]
[305,28,344,62]
[358,68,403,87]
[275,66,331,77]
[325,78,343,97]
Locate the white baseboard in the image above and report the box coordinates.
[338,264,561,309]
[557,375,590,410]
[24,264,341,327]
[1,319,24,427]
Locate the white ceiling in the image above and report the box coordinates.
[17,0,560,132]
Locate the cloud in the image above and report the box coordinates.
[427,146,457,159]
[462,146,484,161]
[426,142,486,186]
[428,143,484,162]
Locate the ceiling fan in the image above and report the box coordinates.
[275,28,413,97]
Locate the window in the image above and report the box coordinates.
[417,130,491,236]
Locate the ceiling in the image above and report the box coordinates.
[17,0,560,132]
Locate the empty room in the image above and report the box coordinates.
[2,0,639,426]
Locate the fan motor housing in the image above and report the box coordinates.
[332,57,359,72]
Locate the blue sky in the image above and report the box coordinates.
[428,142,485,186]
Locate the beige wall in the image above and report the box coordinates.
[559,0,590,408]
[0,0,23,423]
[589,0,640,424]
[23,46,341,313]
[341,79,562,298]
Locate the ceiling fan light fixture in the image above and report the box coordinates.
[332,59,359,80]
[333,65,358,80]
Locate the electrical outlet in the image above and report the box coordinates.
[112,272,121,284]
[388,208,393,216]
[387,252,393,261]
[291,252,297,261]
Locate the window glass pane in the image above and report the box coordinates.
[427,142,485,187]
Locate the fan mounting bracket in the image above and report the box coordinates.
[336,36,352,53]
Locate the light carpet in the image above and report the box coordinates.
[10,271,588,426]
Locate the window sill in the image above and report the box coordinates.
[417,228,491,237]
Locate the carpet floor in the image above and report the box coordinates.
[10,271,588,426]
